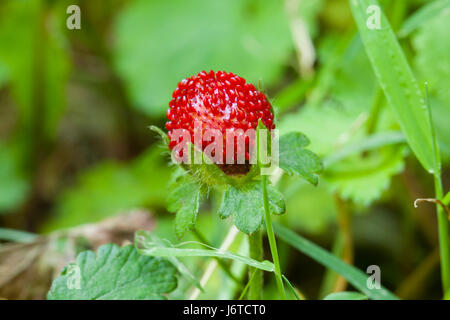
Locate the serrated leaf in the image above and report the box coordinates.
[167,173,203,238]
[47,244,178,300]
[218,183,285,234]
[279,132,323,185]
[323,291,367,300]
[324,147,405,206]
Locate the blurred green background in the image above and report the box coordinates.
[0,0,449,299]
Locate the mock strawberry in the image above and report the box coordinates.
[165,70,274,174]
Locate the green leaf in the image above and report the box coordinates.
[282,275,302,300]
[167,173,203,238]
[324,146,405,206]
[399,0,450,37]
[279,132,323,185]
[350,0,437,174]
[113,0,292,116]
[47,244,178,300]
[219,182,285,234]
[273,223,399,300]
[323,292,368,300]
[136,234,275,272]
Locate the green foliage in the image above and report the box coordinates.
[47,244,178,300]
[0,144,29,213]
[324,147,405,206]
[279,132,323,186]
[412,9,450,160]
[324,131,406,167]
[113,0,293,116]
[399,0,450,37]
[0,0,70,140]
[281,182,336,234]
[279,101,364,156]
[43,147,171,231]
[273,223,399,300]
[323,291,367,300]
[219,182,285,234]
[350,0,437,174]
[167,173,203,238]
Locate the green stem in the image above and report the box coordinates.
[261,174,286,299]
[248,230,263,300]
[426,82,450,296]
[434,174,450,294]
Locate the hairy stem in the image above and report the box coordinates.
[248,229,263,299]
[261,174,286,299]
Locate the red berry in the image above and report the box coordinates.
[166,70,274,173]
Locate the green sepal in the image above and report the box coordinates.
[149,125,170,146]
[167,169,205,238]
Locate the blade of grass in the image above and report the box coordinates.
[323,292,368,300]
[350,0,450,294]
[238,268,258,300]
[282,275,302,300]
[349,0,437,174]
[273,223,399,300]
[135,233,275,272]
